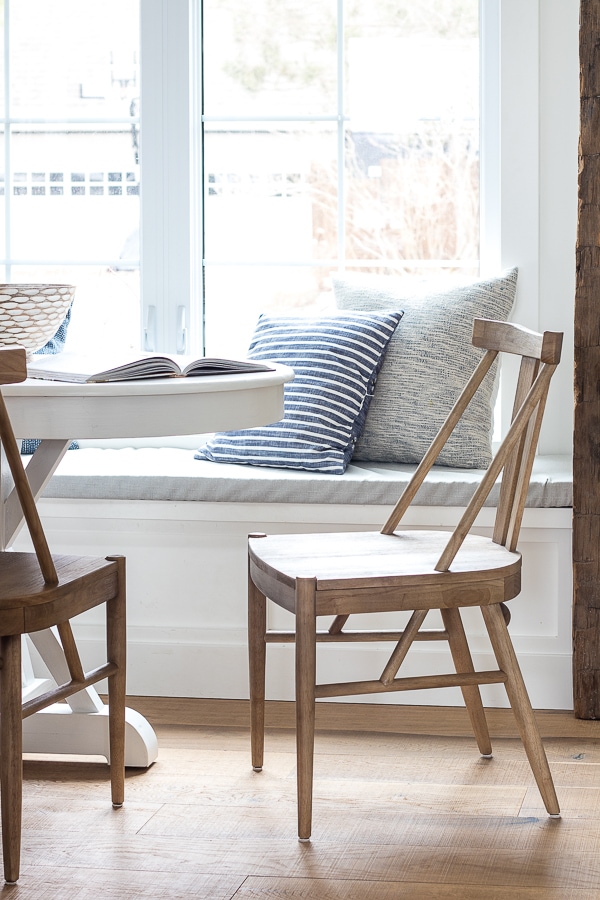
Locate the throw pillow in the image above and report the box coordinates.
[22,307,78,455]
[334,269,518,468]
[195,311,402,474]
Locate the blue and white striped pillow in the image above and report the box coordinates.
[195,311,402,474]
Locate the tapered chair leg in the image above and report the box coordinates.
[249,574,267,772]
[1,635,23,884]
[107,556,127,808]
[482,603,560,816]
[441,607,493,756]
[295,578,317,841]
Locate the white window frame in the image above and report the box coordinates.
[140,0,201,357]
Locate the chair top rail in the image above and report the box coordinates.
[472,318,563,364]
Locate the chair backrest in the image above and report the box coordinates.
[381,318,563,571]
[0,346,58,584]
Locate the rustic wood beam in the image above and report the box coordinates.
[574,0,600,718]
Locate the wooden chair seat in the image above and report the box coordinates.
[248,317,563,841]
[0,553,118,627]
[250,530,521,612]
[0,346,126,884]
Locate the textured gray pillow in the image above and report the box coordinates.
[333,269,518,468]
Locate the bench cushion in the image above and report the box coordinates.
[39,448,572,508]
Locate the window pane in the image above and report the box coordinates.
[344,1,479,265]
[10,126,139,262]
[10,0,139,120]
[6,0,140,351]
[0,130,5,251]
[203,0,338,117]
[203,123,337,263]
[204,265,334,358]
[11,265,140,353]
[0,11,4,119]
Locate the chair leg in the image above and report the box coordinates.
[441,608,492,756]
[1,634,23,883]
[481,603,560,816]
[248,574,267,771]
[106,556,126,808]
[295,578,317,842]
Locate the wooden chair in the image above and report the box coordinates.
[248,317,563,840]
[0,346,126,883]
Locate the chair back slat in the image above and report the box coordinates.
[380,318,563,571]
[503,383,550,552]
[381,348,498,535]
[0,347,58,585]
[492,355,540,546]
[434,360,558,571]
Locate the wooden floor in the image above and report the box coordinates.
[9,697,600,898]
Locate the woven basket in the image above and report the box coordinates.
[0,284,76,356]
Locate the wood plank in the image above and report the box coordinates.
[574,0,600,717]
[16,832,600,891]
[137,802,600,850]
[23,742,600,790]
[16,866,245,899]
[21,797,162,834]
[141,723,600,766]
[236,876,599,900]
[521,784,600,818]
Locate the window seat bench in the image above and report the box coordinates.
[25,448,573,710]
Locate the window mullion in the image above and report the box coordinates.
[4,0,11,281]
[140,0,196,355]
[337,0,345,273]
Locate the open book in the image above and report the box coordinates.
[26,350,275,384]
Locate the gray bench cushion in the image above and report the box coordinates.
[39,448,573,507]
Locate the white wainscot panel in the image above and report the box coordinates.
[16,499,573,710]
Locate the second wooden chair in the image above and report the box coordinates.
[248,317,563,840]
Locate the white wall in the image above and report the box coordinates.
[537,0,578,454]
[486,0,578,454]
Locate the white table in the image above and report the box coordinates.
[2,365,292,766]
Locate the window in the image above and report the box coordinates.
[3,0,576,462]
[1,0,140,352]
